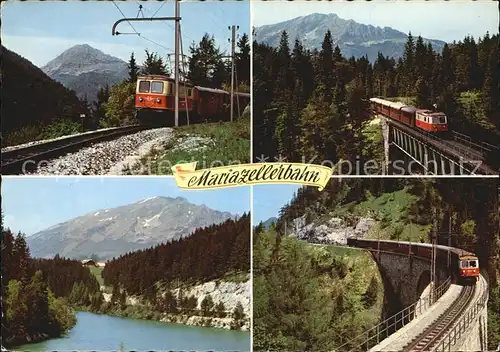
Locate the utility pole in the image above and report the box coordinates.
[229,25,239,122]
[174,0,180,127]
[430,207,437,304]
[111,15,181,126]
[448,211,452,271]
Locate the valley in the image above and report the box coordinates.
[2,179,251,351]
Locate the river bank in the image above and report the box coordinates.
[14,311,250,351]
[99,277,251,331]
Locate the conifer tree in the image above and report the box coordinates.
[415,76,432,109]
[128,52,139,83]
[402,32,415,96]
[232,301,245,321]
[236,33,251,84]
[13,233,31,284]
[201,294,214,316]
[215,301,226,318]
[188,33,225,87]
[141,49,168,76]
[316,30,334,103]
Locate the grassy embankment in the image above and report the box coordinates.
[253,229,384,350]
[89,267,104,286]
[130,114,250,175]
[316,186,430,243]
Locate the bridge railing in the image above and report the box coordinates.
[383,115,487,164]
[452,131,499,154]
[435,276,489,351]
[334,277,451,352]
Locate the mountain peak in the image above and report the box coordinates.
[255,13,445,62]
[40,44,128,102]
[27,197,236,260]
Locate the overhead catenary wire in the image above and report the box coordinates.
[111,0,139,35]
[111,2,174,54]
[152,0,167,18]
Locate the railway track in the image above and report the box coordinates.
[1,125,148,174]
[402,284,476,352]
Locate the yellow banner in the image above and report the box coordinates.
[171,162,332,191]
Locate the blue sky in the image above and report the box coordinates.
[253,184,301,226]
[252,1,499,43]
[1,177,250,236]
[1,0,250,67]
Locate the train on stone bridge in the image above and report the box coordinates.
[134,75,250,126]
[347,238,480,285]
[370,97,449,135]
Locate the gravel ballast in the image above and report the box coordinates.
[31,128,174,175]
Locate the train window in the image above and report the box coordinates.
[433,116,446,124]
[460,260,478,268]
[151,81,164,94]
[138,81,150,93]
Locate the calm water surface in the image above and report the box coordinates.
[15,311,250,351]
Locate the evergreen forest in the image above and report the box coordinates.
[1,213,251,347]
[1,220,101,348]
[253,30,500,168]
[102,214,250,300]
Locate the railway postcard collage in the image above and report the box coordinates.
[1,1,500,352]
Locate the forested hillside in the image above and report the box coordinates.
[1,46,90,147]
[253,227,384,350]
[253,30,500,164]
[273,178,500,349]
[102,213,250,298]
[1,219,100,348]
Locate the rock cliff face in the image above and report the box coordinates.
[291,214,376,244]
[102,277,250,331]
[172,280,250,318]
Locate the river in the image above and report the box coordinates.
[15,311,250,351]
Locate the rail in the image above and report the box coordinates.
[379,113,497,174]
[1,125,147,174]
[335,277,451,352]
[383,114,481,162]
[452,131,499,154]
[435,277,489,351]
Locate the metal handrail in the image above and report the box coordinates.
[452,131,499,154]
[383,115,485,163]
[435,279,489,351]
[334,277,452,352]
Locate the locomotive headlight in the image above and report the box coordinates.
[139,97,143,102]
[156,98,161,103]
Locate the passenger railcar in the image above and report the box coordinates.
[369,98,448,134]
[135,75,250,125]
[135,75,195,125]
[346,238,479,284]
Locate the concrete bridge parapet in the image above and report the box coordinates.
[372,250,448,309]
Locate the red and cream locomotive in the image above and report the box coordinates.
[135,75,250,125]
[369,98,448,134]
[347,238,480,284]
